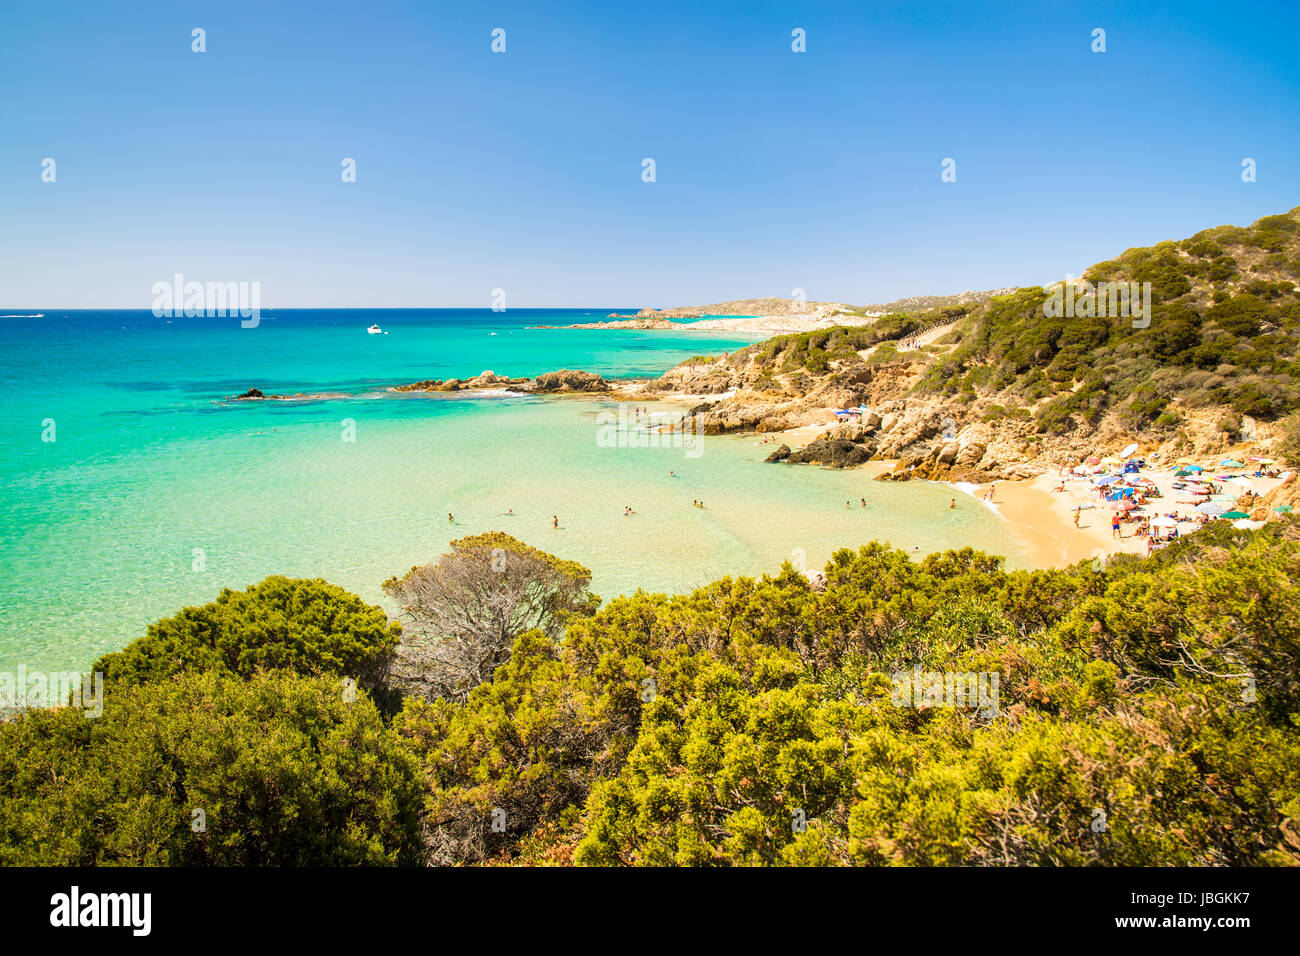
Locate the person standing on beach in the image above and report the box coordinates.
[860,498,866,508]
[1112,514,1121,539]
[1073,506,1081,528]
[552,515,558,528]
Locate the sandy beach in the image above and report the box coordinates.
[972,465,1286,569]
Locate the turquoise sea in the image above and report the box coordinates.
[0,309,1035,673]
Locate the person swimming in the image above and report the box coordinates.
[448,512,454,522]
[860,498,866,508]
[950,498,956,509]
[552,515,558,528]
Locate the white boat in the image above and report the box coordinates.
[366,324,384,335]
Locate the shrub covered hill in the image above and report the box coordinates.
[3,522,1299,866]
[650,206,1300,486]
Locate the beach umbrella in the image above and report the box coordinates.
[1220,459,1244,468]
[1095,475,1120,485]
[1233,518,1266,530]
[1100,456,1121,466]
[1228,476,1254,488]
[1196,501,1229,515]
[1114,499,1136,511]
[1085,456,1101,466]
[1176,456,1197,464]
[1120,443,1140,458]
[1275,505,1293,514]
[1220,510,1251,520]
[1150,515,1178,528]
[1185,464,1203,473]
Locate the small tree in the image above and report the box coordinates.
[382,533,598,702]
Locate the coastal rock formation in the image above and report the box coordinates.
[235,387,265,399]
[627,297,860,320]
[538,317,677,330]
[787,437,875,468]
[529,369,609,393]
[395,370,539,393]
[1251,472,1300,522]
[393,378,446,392]
[764,444,792,462]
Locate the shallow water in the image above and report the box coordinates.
[0,309,1033,672]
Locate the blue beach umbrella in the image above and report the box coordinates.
[1095,475,1120,485]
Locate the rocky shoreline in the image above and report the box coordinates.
[228,344,1293,512]
[231,369,613,403]
[611,342,1293,490]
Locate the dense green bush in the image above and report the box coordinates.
[93,575,401,692]
[4,523,1300,866]
[0,672,422,865]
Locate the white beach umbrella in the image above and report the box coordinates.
[1120,443,1140,458]
[1150,515,1179,528]
[1232,518,1266,530]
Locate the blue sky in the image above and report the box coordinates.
[2,0,1298,308]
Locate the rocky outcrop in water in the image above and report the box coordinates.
[395,371,532,392]
[787,437,876,468]
[528,369,609,393]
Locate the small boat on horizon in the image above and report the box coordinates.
[366,324,385,335]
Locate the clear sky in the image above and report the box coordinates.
[2,0,1298,309]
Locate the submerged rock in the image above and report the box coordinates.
[235,387,265,399]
